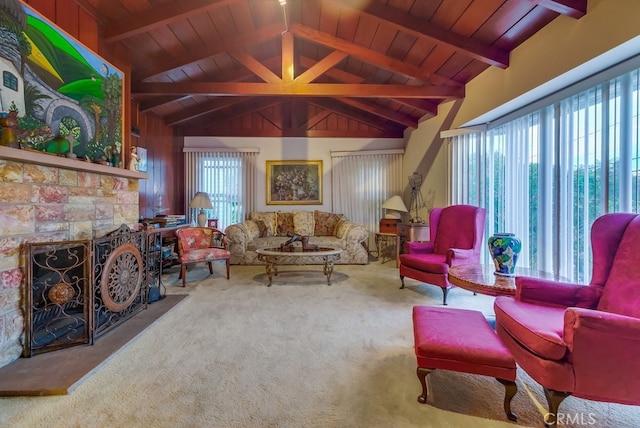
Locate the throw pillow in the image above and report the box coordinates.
[255,220,268,237]
[314,210,344,236]
[293,210,314,236]
[334,218,352,239]
[276,212,295,236]
[250,212,276,236]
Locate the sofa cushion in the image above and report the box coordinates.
[276,212,295,236]
[293,210,315,236]
[250,212,276,236]
[314,210,344,236]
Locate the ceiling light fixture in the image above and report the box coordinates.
[279,0,289,32]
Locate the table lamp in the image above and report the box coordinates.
[380,195,408,233]
[189,192,213,227]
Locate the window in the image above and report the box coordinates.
[3,71,18,91]
[449,62,640,282]
[184,150,258,229]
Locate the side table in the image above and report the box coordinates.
[374,232,397,264]
[396,223,430,267]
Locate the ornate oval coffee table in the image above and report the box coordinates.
[448,264,567,297]
[256,247,341,286]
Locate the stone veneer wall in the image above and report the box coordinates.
[0,159,140,368]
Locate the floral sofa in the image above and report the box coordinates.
[224,210,369,265]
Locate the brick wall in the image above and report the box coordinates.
[0,158,140,367]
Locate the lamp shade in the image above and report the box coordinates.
[189,192,213,227]
[381,195,408,219]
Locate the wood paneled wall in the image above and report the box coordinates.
[24,0,184,217]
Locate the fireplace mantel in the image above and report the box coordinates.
[0,146,148,179]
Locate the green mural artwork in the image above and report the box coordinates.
[0,0,123,164]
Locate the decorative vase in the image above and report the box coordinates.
[488,233,522,277]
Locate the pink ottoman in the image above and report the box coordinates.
[412,306,518,421]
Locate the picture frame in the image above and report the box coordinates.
[266,160,323,205]
[136,147,148,172]
[0,2,124,163]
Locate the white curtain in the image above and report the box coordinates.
[331,150,404,250]
[184,149,258,230]
[447,65,640,282]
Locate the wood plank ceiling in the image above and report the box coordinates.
[79,0,587,138]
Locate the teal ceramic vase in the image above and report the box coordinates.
[488,233,522,277]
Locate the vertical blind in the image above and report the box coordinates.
[184,149,258,230]
[447,64,640,282]
[331,150,404,250]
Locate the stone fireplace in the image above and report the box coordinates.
[0,146,146,368]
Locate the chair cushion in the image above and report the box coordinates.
[181,247,230,263]
[598,216,640,318]
[400,253,448,274]
[494,296,567,360]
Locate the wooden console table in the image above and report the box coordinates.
[396,223,430,267]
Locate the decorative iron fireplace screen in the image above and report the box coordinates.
[25,225,159,356]
[92,225,148,339]
[25,241,93,357]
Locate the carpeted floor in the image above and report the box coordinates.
[0,261,638,427]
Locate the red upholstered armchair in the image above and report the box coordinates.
[494,213,640,426]
[399,205,486,305]
[175,227,230,287]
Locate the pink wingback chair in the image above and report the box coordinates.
[494,213,640,426]
[175,227,230,287]
[399,205,486,305]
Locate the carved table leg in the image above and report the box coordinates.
[323,257,334,285]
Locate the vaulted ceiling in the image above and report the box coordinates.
[78,0,587,138]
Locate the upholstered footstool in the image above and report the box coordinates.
[412,306,518,421]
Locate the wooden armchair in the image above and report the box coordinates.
[175,227,230,287]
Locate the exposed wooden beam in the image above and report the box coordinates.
[139,96,191,113]
[309,98,400,132]
[529,0,587,18]
[333,0,509,68]
[103,0,241,43]
[295,51,348,84]
[164,97,250,126]
[298,56,437,115]
[281,31,295,83]
[336,98,418,129]
[133,24,284,81]
[290,24,463,87]
[229,51,281,83]
[132,81,464,99]
[182,98,283,128]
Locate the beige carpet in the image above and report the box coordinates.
[0,261,638,427]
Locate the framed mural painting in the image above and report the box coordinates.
[0,1,124,165]
[266,160,323,205]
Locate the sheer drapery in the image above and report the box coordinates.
[331,150,404,250]
[447,65,640,282]
[184,149,258,230]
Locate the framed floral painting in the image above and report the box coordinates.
[266,160,322,205]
